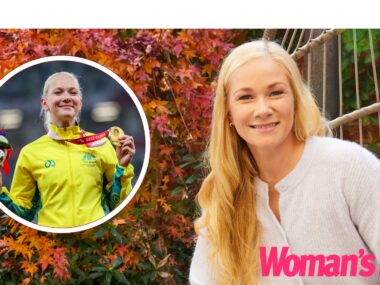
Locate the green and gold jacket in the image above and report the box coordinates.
[0,124,134,228]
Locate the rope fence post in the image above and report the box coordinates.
[328,102,380,130]
[281,29,290,47]
[306,30,314,86]
[368,29,380,138]
[353,29,364,145]
[287,29,298,53]
[322,42,327,117]
[338,33,343,139]
[262,29,278,41]
[292,29,344,61]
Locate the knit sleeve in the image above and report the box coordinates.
[189,233,217,285]
[342,143,380,263]
[102,140,134,211]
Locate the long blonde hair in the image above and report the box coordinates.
[195,40,331,284]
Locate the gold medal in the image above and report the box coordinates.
[108,126,124,146]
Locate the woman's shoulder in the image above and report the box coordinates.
[309,135,361,149]
[21,135,51,152]
[12,135,51,165]
[308,136,379,169]
[309,136,373,154]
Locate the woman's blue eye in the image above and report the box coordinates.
[271,90,284,96]
[239,94,252,100]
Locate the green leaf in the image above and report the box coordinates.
[182,154,194,161]
[73,267,86,277]
[119,29,136,40]
[137,262,150,270]
[112,271,130,284]
[179,160,194,168]
[369,116,379,124]
[141,274,150,284]
[94,226,107,239]
[106,240,113,252]
[88,272,104,280]
[90,266,108,273]
[185,174,199,184]
[192,161,203,169]
[70,253,80,264]
[111,256,123,270]
[110,227,123,243]
[149,271,157,281]
[171,186,184,195]
[105,272,113,285]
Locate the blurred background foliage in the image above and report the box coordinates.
[341,29,380,154]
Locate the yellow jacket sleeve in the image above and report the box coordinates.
[0,148,39,221]
[103,140,134,210]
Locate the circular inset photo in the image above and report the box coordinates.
[0,56,150,233]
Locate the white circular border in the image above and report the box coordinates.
[0,56,151,233]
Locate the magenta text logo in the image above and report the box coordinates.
[260,247,377,277]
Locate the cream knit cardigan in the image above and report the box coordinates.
[190,136,380,285]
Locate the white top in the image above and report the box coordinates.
[190,136,380,285]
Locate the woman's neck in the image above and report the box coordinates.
[51,119,76,128]
[251,135,305,187]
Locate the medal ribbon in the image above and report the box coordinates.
[69,130,109,145]
[48,129,109,148]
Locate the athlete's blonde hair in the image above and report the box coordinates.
[40,72,82,131]
[195,40,331,285]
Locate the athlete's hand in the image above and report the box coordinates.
[116,135,135,167]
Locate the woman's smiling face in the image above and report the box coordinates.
[228,56,296,154]
[41,74,82,126]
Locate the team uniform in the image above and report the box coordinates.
[0,124,134,228]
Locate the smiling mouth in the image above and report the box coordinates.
[250,122,279,129]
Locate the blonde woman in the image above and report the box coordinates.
[190,41,380,285]
[0,72,135,228]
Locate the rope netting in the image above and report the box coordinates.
[263,29,380,148]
